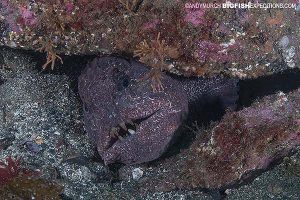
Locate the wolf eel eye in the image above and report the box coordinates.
[112,68,130,90]
[122,77,130,87]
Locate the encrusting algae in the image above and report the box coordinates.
[1,0,299,77]
[0,156,63,199]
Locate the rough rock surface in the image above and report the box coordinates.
[1,0,300,78]
[119,88,300,194]
[226,151,300,200]
[0,47,300,199]
[0,47,99,199]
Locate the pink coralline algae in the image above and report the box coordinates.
[196,40,239,64]
[1,1,36,31]
[132,89,300,192]
[18,6,37,26]
[184,7,206,26]
[1,0,300,77]
[142,19,160,31]
[64,1,75,14]
[1,0,20,32]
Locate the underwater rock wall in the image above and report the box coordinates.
[1,0,300,78]
[0,1,300,198]
[120,88,300,192]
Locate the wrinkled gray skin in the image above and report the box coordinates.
[78,57,238,165]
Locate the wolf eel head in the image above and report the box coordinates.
[78,57,188,165]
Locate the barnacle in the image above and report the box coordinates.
[134,33,180,91]
[37,38,63,70]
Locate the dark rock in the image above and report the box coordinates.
[119,89,300,193]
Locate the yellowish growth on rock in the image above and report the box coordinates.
[119,0,140,13]
[134,33,180,91]
[137,68,165,92]
[38,38,63,70]
[134,33,180,69]
[33,3,76,70]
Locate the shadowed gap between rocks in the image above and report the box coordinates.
[26,51,300,200]
[3,47,300,163]
[1,48,299,200]
[155,68,300,161]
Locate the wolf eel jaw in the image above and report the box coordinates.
[102,107,185,165]
[103,88,188,165]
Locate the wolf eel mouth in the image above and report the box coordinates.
[78,56,238,165]
[107,113,155,149]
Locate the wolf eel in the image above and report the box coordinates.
[78,57,238,165]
